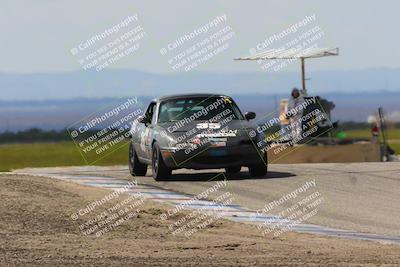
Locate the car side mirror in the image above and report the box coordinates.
[245,112,256,120]
[139,116,151,124]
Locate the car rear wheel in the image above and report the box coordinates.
[152,144,171,181]
[128,142,147,176]
[248,163,267,177]
[225,166,241,175]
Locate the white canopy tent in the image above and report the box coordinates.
[234,47,339,92]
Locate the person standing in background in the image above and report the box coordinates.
[288,87,307,142]
[371,122,380,144]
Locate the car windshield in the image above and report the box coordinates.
[158,96,244,123]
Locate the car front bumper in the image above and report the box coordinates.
[160,144,266,170]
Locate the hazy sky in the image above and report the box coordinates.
[1,0,399,74]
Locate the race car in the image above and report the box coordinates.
[128,94,267,181]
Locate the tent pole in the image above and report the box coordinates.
[301,57,306,92]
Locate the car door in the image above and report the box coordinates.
[143,102,158,159]
[136,102,157,160]
[135,102,156,160]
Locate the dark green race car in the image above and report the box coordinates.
[128,94,267,181]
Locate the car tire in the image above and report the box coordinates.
[225,166,241,175]
[248,163,267,177]
[152,143,172,181]
[128,142,147,176]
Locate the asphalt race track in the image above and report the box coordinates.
[14,162,400,244]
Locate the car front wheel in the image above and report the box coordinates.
[248,163,267,177]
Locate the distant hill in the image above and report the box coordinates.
[0,68,399,100]
[1,68,399,131]
[1,91,399,132]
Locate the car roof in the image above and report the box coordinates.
[154,93,229,102]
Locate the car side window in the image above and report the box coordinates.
[151,104,157,124]
[145,102,157,124]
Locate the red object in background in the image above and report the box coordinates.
[371,125,379,137]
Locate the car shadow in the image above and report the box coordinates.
[165,170,296,182]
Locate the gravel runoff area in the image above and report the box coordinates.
[1,170,400,266]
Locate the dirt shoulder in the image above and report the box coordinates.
[1,173,399,266]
